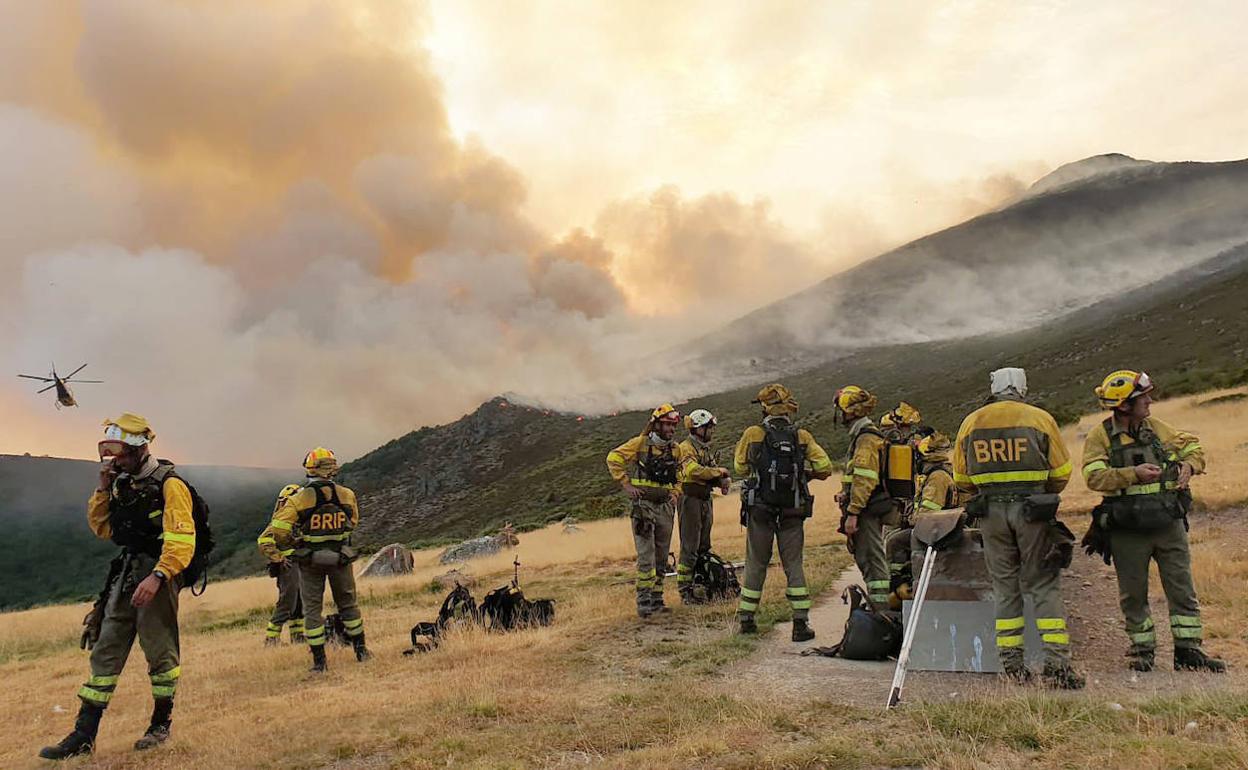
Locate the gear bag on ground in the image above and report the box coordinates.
[802,584,903,661]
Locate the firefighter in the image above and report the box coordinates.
[675,409,732,604]
[40,414,195,760]
[607,405,683,617]
[886,432,958,607]
[833,385,895,610]
[734,384,834,640]
[270,447,370,671]
[953,368,1084,689]
[880,402,923,444]
[915,432,958,513]
[257,484,305,645]
[1080,370,1225,673]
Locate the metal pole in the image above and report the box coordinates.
[887,544,937,709]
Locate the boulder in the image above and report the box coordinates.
[358,543,415,577]
[430,569,476,590]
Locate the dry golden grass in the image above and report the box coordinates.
[3,395,1248,769]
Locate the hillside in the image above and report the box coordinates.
[684,156,1248,381]
[344,237,1248,545]
[0,456,292,610]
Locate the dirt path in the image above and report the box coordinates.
[728,509,1248,708]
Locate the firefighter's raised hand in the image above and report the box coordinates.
[621,481,642,501]
[1133,463,1163,483]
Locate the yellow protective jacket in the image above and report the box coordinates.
[606,434,683,491]
[677,436,726,491]
[1081,416,1205,494]
[270,482,360,552]
[953,398,1071,495]
[839,417,890,515]
[917,460,958,511]
[257,496,297,564]
[88,474,196,579]
[732,420,834,481]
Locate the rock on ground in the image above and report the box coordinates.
[359,543,415,577]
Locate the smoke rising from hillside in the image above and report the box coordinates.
[0,1,1041,463]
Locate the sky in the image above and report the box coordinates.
[1,0,1245,466]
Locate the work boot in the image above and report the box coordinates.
[39,702,104,760]
[134,697,173,750]
[309,644,328,673]
[1127,650,1155,672]
[636,592,653,619]
[791,619,816,643]
[352,633,372,663]
[1041,662,1086,690]
[290,632,306,644]
[997,651,1032,685]
[264,636,280,647]
[738,615,758,635]
[1174,647,1227,673]
[651,590,670,613]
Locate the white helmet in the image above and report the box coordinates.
[685,408,716,431]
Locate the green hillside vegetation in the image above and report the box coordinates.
[344,243,1248,545]
[0,456,292,610]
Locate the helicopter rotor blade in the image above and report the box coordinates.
[67,379,103,384]
[17,374,54,382]
[64,363,89,380]
[37,383,57,394]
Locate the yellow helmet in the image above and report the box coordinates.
[1095,370,1154,410]
[650,403,681,423]
[752,383,798,416]
[917,432,952,457]
[101,413,156,445]
[303,446,339,478]
[834,385,877,420]
[277,483,302,501]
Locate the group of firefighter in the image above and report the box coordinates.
[36,364,1225,760]
[38,413,365,760]
[607,367,1225,690]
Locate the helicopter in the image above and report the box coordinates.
[17,363,103,409]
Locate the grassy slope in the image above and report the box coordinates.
[4,388,1248,769]
[345,243,1248,545]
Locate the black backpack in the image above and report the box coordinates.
[152,461,214,595]
[801,585,902,661]
[481,585,555,631]
[752,423,806,508]
[406,584,479,654]
[692,551,741,602]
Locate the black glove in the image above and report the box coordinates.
[1081,518,1112,566]
[267,562,284,578]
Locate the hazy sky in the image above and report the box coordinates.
[1,0,1245,464]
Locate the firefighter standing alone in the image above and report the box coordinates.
[41,414,195,760]
[1080,370,1225,673]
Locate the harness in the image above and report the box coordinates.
[108,463,178,557]
[1098,417,1188,530]
[296,481,355,550]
